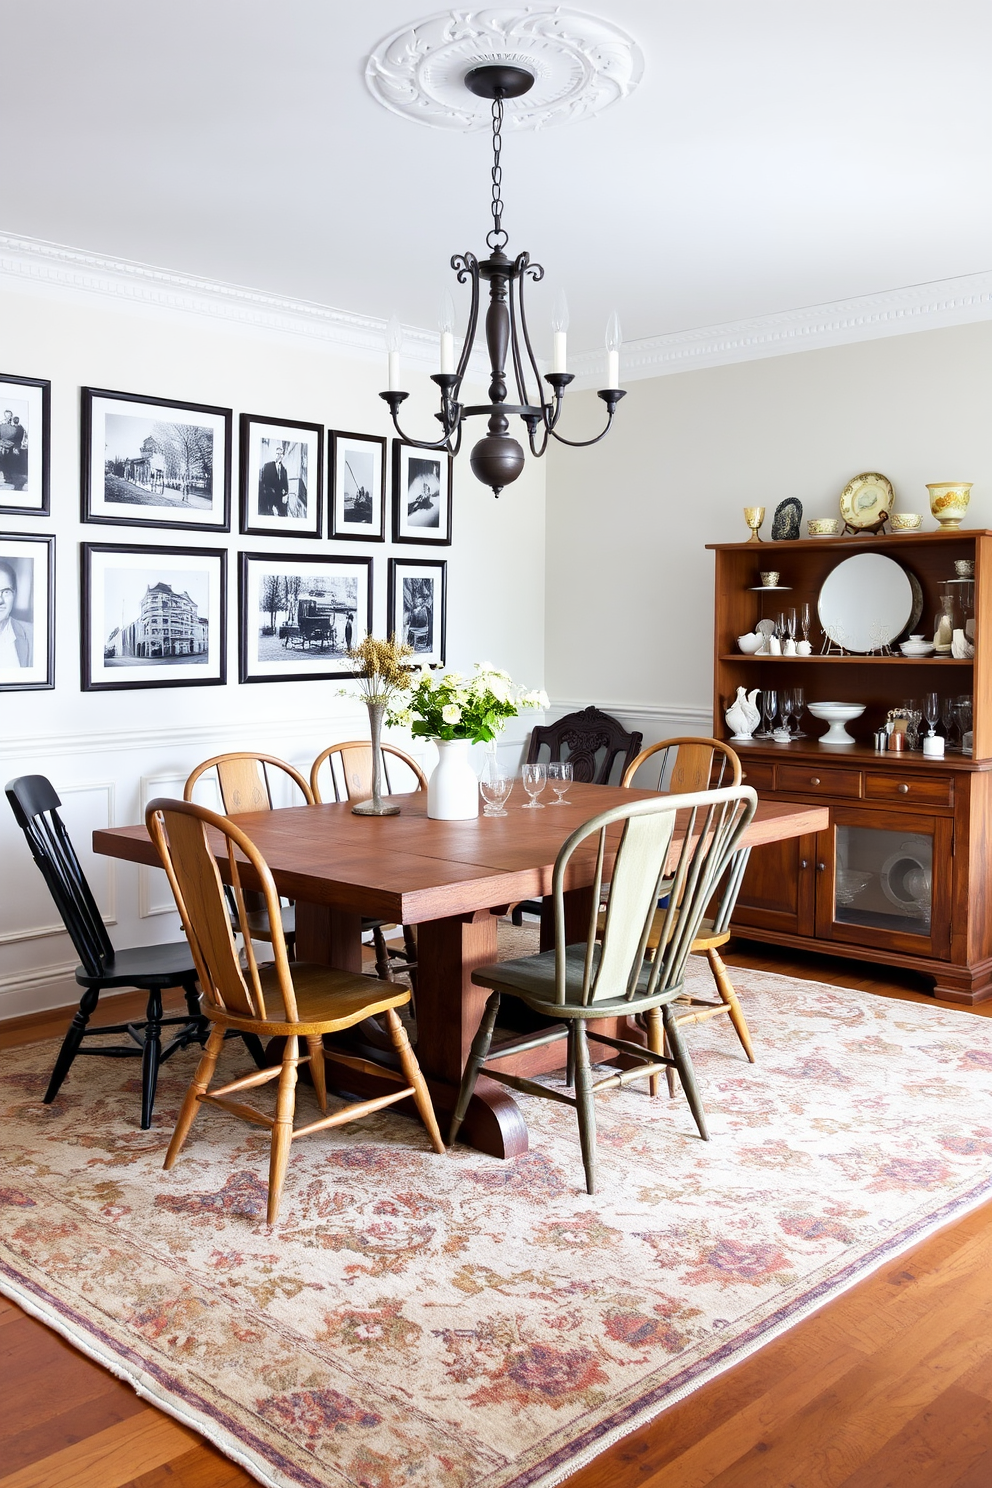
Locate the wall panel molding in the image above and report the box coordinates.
[0,781,116,946]
[550,698,712,729]
[0,711,370,763]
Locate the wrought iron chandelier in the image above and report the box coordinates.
[380,63,625,497]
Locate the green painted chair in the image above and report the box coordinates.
[449,786,757,1193]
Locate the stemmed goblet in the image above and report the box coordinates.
[778,689,795,739]
[791,685,806,738]
[547,761,573,804]
[924,692,940,737]
[757,689,778,740]
[479,754,513,816]
[521,762,547,808]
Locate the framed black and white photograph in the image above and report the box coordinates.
[82,388,231,531]
[392,440,452,545]
[387,558,446,667]
[239,413,323,539]
[329,430,386,542]
[0,533,54,691]
[0,375,50,517]
[81,543,226,692]
[239,552,372,684]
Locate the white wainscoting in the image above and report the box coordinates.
[0,712,535,1022]
[546,699,714,752]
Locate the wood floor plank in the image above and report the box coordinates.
[121,1444,259,1488]
[839,1383,992,1487]
[1,1385,148,1476]
[0,1410,200,1488]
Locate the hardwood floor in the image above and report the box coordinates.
[2,943,991,1487]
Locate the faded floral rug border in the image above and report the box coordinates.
[3,965,992,1488]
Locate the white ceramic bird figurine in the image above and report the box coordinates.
[725,686,760,740]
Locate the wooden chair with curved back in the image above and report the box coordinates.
[310,741,427,988]
[147,797,444,1224]
[184,752,313,956]
[619,737,755,1091]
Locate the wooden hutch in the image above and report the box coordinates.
[708,529,992,1003]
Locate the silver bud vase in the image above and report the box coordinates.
[352,702,400,816]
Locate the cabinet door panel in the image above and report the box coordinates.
[814,805,952,959]
[733,832,816,937]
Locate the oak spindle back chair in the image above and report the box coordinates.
[450,786,757,1193]
[184,752,314,955]
[620,738,754,1092]
[147,797,444,1225]
[5,774,205,1129]
[310,741,427,988]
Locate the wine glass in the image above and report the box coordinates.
[521,762,547,809]
[924,691,939,737]
[758,690,778,739]
[547,761,573,804]
[800,602,812,647]
[791,685,806,737]
[779,689,795,738]
[479,755,512,816]
[784,608,798,645]
[941,696,958,749]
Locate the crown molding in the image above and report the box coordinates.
[3,231,989,383]
[569,269,992,386]
[0,231,448,367]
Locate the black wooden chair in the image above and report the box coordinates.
[5,774,219,1129]
[511,707,644,924]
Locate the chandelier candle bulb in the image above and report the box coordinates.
[386,314,403,391]
[438,292,456,374]
[605,310,622,389]
[552,289,569,373]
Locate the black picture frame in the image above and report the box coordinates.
[239,551,373,684]
[0,374,51,517]
[391,440,452,545]
[0,532,54,691]
[329,429,387,542]
[387,557,446,667]
[81,387,232,532]
[81,542,227,692]
[239,412,324,539]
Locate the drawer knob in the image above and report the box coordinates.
[898,783,909,794]
[800,858,809,870]
[817,861,826,872]
[810,776,821,786]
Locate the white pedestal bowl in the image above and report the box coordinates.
[807,701,866,745]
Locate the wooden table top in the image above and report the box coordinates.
[94,783,829,926]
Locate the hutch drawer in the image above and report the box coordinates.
[864,772,953,807]
[739,760,775,791]
[777,763,862,799]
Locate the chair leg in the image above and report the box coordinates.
[644,1006,665,1098]
[708,947,755,1062]
[572,1023,598,1195]
[306,1033,327,1113]
[140,989,164,1130]
[663,1025,678,1099]
[510,905,523,927]
[385,1008,444,1154]
[372,925,393,982]
[566,1024,576,1088]
[164,1026,225,1169]
[448,991,501,1145]
[267,1037,299,1225]
[663,1005,709,1141]
[45,985,101,1104]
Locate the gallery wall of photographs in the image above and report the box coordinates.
[1,374,452,695]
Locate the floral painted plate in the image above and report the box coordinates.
[839,472,894,529]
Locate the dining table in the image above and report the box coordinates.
[94,782,829,1159]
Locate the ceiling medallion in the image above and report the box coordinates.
[365,6,645,131]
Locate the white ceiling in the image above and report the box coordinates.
[6,1,992,357]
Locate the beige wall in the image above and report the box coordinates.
[0,281,546,1014]
[545,320,992,736]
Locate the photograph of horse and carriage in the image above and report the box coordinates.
[239,552,372,683]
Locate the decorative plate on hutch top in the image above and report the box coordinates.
[839,472,894,532]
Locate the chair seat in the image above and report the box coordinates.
[204,961,411,1037]
[242,904,296,942]
[472,942,684,1019]
[594,905,731,954]
[76,940,198,990]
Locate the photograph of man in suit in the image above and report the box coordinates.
[0,557,32,668]
[258,443,290,517]
[0,409,27,490]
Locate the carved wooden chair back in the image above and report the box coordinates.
[183,751,314,814]
[553,786,756,1007]
[526,707,643,786]
[310,741,427,804]
[621,737,742,794]
[147,798,298,1023]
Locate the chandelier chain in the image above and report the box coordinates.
[487,97,507,251]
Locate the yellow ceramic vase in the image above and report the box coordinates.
[927,482,972,530]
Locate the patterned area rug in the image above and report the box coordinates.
[3,963,992,1488]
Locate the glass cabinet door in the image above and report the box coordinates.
[816,808,952,958]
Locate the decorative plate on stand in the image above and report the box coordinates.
[839,472,894,533]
